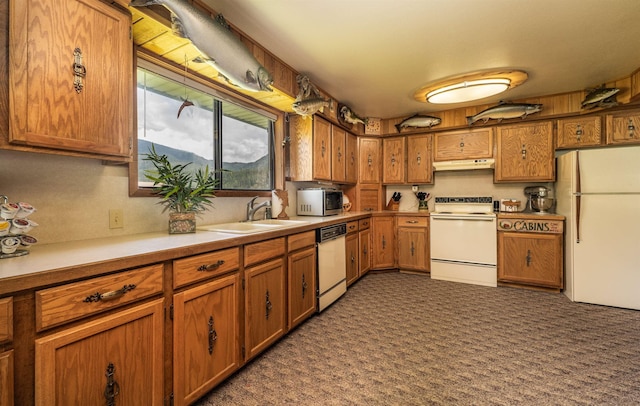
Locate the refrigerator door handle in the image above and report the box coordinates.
[575,151,581,243]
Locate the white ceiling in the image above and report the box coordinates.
[201,0,640,119]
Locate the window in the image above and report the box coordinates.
[135,63,275,193]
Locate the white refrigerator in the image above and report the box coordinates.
[556,146,640,310]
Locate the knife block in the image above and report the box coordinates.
[386,198,400,211]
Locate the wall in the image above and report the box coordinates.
[0,150,266,245]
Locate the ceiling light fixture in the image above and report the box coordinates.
[427,78,511,104]
[414,70,528,105]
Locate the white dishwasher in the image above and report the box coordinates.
[316,223,347,312]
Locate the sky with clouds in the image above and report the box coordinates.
[137,86,268,163]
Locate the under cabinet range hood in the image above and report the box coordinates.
[433,158,495,172]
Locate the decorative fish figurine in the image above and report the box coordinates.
[130,0,273,92]
[292,97,332,117]
[581,87,620,109]
[466,102,542,125]
[339,105,368,126]
[395,114,441,132]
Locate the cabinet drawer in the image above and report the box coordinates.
[36,264,163,331]
[245,237,285,267]
[287,231,316,252]
[173,247,240,289]
[346,221,359,234]
[0,297,12,343]
[358,218,371,230]
[396,216,428,227]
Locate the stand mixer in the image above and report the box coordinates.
[524,186,554,214]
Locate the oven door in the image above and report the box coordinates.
[430,214,497,265]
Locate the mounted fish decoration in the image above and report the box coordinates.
[581,87,620,110]
[292,97,332,117]
[130,0,273,92]
[292,75,332,117]
[338,103,368,127]
[467,102,542,125]
[395,114,441,133]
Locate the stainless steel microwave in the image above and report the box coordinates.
[297,188,343,216]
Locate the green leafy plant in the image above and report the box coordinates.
[143,144,218,213]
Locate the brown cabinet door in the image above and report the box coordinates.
[358,138,381,183]
[35,299,164,405]
[606,110,640,145]
[498,232,563,289]
[9,0,132,158]
[407,134,433,184]
[331,126,346,182]
[345,233,360,286]
[434,128,493,161]
[287,246,317,330]
[371,216,395,269]
[359,228,371,276]
[244,258,286,361]
[495,121,554,182]
[345,132,358,184]
[556,116,602,149]
[397,228,428,271]
[173,274,240,406]
[0,350,13,406]
[383,137,406,184]
[313,117,332,181]
[357,186,382,212]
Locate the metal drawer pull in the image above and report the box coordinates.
[208,316,217,355]
[526,249,532,267]
[406,220,419,224]
[302,274,307,298]
[628,119,636,138]
[84,284,136,303]
[265,290,272,320]
[410,241,415,256]
[104,363,120,406]
[73,48,86,93]
[198,259,225,272]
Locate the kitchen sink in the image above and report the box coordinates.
[198,219,309,234]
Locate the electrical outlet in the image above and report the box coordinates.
[412,185,419,192]
[109,209,124,229]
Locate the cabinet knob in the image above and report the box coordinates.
[302,274,308,298]
[265,290,273,320]
[521,144,527,160]
[628,119,636,138]
[575,124,583,141]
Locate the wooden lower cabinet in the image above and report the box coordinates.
[346,232,360,286]
[34,299,164,405]
[359,227,371,277]
[244,258,286,361]
[172,273,240,406]
[287,246,317,330]
[396,215,430,273]
[371,216,395,269]
[497,215,564,291]
[0,350,13,406]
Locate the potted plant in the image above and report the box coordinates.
[143,144,218,234]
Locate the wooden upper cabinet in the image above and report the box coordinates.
[494,121,555,182]
[606,109,640,145]
[8,0,133,160]
[345,132,358,184]
[312,117,332,181]
[434,128,493,161]
[382,137,406,184]
[358,137,381,184]
[331,126,346,182]
[407,134,433,184]
[556,116,602,149]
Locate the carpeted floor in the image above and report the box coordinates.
[195,272,640,405]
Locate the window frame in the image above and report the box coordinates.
[130,55,282,198]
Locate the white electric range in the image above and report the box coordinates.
[430,197,497,287]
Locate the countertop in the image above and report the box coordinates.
[0,212,371,295]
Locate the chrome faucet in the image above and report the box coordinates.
[246,196,271,221]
